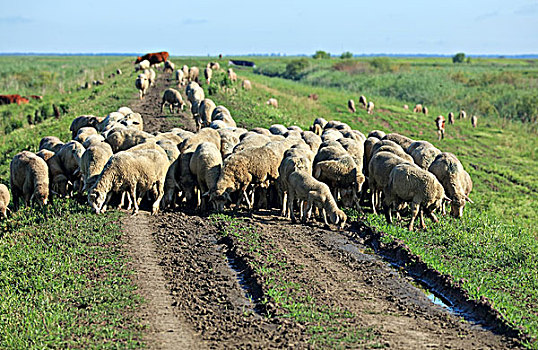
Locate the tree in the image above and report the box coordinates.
[340,51,353,59]
[452,52,466,63]
[285,59,309,80]
[313,50,331,59]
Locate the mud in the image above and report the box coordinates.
[122,67,522,349]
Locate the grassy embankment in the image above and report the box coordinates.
[168,56,537,347]
[0,56,144,348]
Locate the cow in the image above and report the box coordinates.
[134,51,170,66]
[0,94,30,105]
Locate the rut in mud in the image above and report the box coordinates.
[122,67,521,349]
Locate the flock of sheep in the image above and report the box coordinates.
[0,58,474,234]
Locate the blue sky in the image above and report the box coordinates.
[0,0,537,55]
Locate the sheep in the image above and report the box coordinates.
[348,99,356,113]
[321,128,344,142]
[143,68,156,86]
[366,101,375,114]
[370,139,412,162]
[471,115,478,128]
[106,128,154,153]
[227,68,237,83]
[82,134,106,148]
[403,104,409,110]
[314,154,365,210]
[75,127,98,143]
[136,59,150,71]
[278,153,313,218]
[251,127,271,136]
[47,141,85,197]
[435,115,446,140]
[154,132,185,146]
[10,151,49,209]
[341,129,366,143]
[448,112,455,124]
[368,130,386,139]
[39,136,64,153]
[407,141,441,170]
[164,60,175,73]
[210,62,220,70]
[161,88,186,114]
[218,128,240,159]
[170,128,195,141]
[175,69,185,85]
[119,112,144,131]
[368,151,414,214]
[135,74,149,99]
[156,139,180,163]
[337,137,364,173]
[459,110,467,119]
[190,142,223,210]
[188,66,200,83]
[384,163,446,231]
[382,133,415,151]
[324,120,351,131]
[359,95,367,108]
[97,112,125,132]
[428,152,473,218]
[301,131,322,153]
[423,106,429,115]
[88,148,169,215]
[413,104,423,113]
[70,115,102,138]
[266,98,278,108]
[313,143,348,167]
[0,184,10,219]
[312,117,328,130]
[269,124,288,135]
[287,171,347,228]
[242,79,252,90]
[204,66,213,85]
[363,136,380,176]
[233,133,270,153]
[211,105,236,128]
[186,82,205,130]
[209,145,281,211]
[117,106,134,116]
[36,149,55,162]
[79,143,113,192]
[196,98,217,130]
[116,68,122,75]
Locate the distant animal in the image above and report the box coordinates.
[266,98,278,108]
[135,75,149,99]
[0,94,29,105]
[435,115,446,140]
[308,93,318,101]
[366,101,374,114]
[134,51,170,66]
[459,110,467,119]
[471,115,477,128]
[359,95,367,108]
[422,106,428,115]
[413,104,423,113]
[29,95,43,100]
[448,112,455,124]
[348,99,356,113]
[242,80,252,90]
[227,68,237,83]
[403,104,409,110]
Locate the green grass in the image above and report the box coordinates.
[0,199,143,348]
[210,213,384,348]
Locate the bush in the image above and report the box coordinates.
[370,57,392,73]
[285,59,310,80]
[313,50,331,59]
[452,52,466,63]
[340,52,353,59]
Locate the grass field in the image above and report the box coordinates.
[0,55,536,347]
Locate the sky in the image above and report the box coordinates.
[0,0,537,56]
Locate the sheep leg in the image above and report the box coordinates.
[303,200,313,223]
[160,101,165,113]
[281,191,288,218]
[408,202,420,231]
[241,190,252,209]
[427,210,439,223]
[370,188,377,215]
[384,203,393,224]
[151,182,164,215]
[288,191,297,223]
[321,208,329,226]
[419,208,426,229]
[131,185,139,215]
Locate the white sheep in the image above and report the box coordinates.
[39,136,64,153]
[227,68,237,83]
[242,79,252,90]
[471,115,478,128]
[0,184,10,219]
[117,106,133,116]
[359,95,367,108]
[79,143,113,192]
[348,99,356,113]
[190,142,223,211]
[407,141,441,170]
[164,60,175,73]
[366,101,374,114]
[161,88,186,114]
[189,66,200,83]
[175,69,185,85]
[382,133,415,151]
[211,106,236,128]
[266,98,278,108]
[135,74,149,99]
[204,66,213,85]
[106,128,154,153]
[10,151,49,209]
[197,98,216,129]
[143,68,156,86]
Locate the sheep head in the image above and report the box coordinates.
[88,189,107,214]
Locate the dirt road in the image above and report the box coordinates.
[123,70,519,349]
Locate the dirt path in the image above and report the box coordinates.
[121,67,520,349]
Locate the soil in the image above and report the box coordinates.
[122,68,521,349]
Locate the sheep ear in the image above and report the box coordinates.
[443,196,452,202]
[464,195,474,204]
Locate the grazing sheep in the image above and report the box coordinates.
[82,134,106,148]
[36,149,55,162]
[370,140,412,163]
[278,153,313,218]
[106,128,154,153]
[176,69,185,85]
[321,128,344,142]
[156,139,180,163]
[348,99,356,113]
[324,120,351,131]
[368,130,386,139]
[39,136,64,153]
[384,163,446,231]
[117,106,134,116]
[47,141,85,197]
[423,106,429,115]
[407,141,441,170]
[143,68,156,86]
[75,127,98,143]
[227,68,237,83]
[366,101,375,114]
[359,95,367,108]
[79,143,113,192]
[242,79,252,90]
[188,66,200,83]
[198,98,217,128]
[186,82,205,130]
[363,136,380,176]
[448,112,455,124]
[209,145,280,211]
[403,104,409,110]
[210,62,220,71]
[218,128,241,159]
[266,98,278,108]
[368,151,413,214]
[382,133,415,150]
[161,88,186,114]
[136,59,150,71]
[164,60,175,73]
[10,151,49,209]
[135,74,149,99]
[428,152,473,218]
[190,142,223,210]
[179,127,221,154]
[287,171,347,228]
[70,115,102,139]
[204,66,213,85]
[234,133,271,153]
[211,105,236,128]
[0,184,10,219]
[435,115,446,140]
[119,112,144,131]
[269,124,288,135]
[459,110,467,119]
[301,131,322,153]
[338,137,364,171]
[413,104,423,113]
[116,68,122,75]
[471,115,478,128]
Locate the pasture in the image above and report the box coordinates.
[0,55,536,348]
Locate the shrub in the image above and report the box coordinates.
[313,50,331,59]
[285,59,310,80]
[369,57,392,73]
[340,52,353,59]
[452,52,466,63]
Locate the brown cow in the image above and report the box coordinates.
[134,51,170,66]
[0,94,30,105]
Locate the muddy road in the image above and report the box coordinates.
[123,70,520,349]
